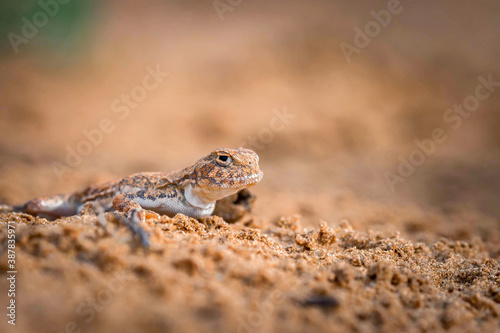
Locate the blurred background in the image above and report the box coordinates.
[0,0,499,244]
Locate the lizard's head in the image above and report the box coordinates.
[190,147,263,203]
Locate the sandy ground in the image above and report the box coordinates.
[0,1,499,332]
[0,204,499,333]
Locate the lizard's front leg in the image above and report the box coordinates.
[112,191,161,222]
[111,191,162,248]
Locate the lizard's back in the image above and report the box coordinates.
[20,171,173,218]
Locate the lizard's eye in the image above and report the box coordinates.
[216,154,231,166]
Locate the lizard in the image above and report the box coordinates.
[4,148,263,246]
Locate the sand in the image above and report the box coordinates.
[0,193,499,333]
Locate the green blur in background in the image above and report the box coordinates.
[0,0,97,60]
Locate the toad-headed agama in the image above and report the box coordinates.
[5,148,263,246]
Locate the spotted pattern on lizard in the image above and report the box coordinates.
[17,148,263,222]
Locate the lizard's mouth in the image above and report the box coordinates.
[202,171,264,190]
[198,171,263,201]
[224,170,264,188]
[235,171,263,185]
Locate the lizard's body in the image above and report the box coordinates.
[16,148,263,222]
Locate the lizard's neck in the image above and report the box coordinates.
[184,183,214,209]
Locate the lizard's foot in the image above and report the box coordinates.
[134,209,161,222]
[110,209,153,249]
[111,194,162,249]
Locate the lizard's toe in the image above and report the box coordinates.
[143,210,161,221]
[134,209,160,222]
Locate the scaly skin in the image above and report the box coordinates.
[18,148,263,223]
